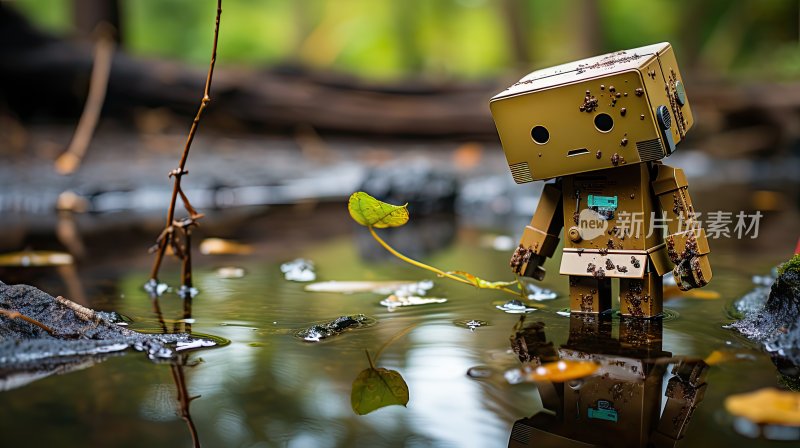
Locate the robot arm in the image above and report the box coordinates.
[649,360,709,448]
[651,164,712,290]
[510,181,564,280]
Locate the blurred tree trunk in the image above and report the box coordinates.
[392,0,423,72]
[73,0,121,43]
[499,0,532,68]
[574,0,602,55]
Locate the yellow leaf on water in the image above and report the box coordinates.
[0,251,73,267]
[704,350,757,366]
[664,285,721,300]
[199,238,254,255]
[725,388,800,426]
[347,192,409,229]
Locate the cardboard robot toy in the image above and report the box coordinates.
[490,42,712,318]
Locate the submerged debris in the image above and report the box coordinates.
[295,314,375,342]
[495,299,537,314]
[304,280,431,295]
[466,366,493,379]
[280,258,316,282]
[143,279,169,296]
[215,266,246,279]
[455,319,489,331]
[0,282,220,390]
[199,238,253,255]
[380,295,447,311]
[0,251,73,267]
[524,283,558,301]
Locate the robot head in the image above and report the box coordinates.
[490,42,693,183]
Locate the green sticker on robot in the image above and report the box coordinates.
[588,194,617,220]
[588,399,619,422]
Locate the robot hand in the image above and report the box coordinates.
[673,254,711,290]
[510,245,547,281]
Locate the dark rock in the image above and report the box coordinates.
[295,314,374,342]
[730,256,800,370]
[0,281,217,390]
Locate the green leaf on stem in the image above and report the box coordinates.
[348,192,409,228]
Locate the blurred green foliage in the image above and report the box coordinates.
[10,0,800,80]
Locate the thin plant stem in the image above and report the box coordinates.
[0,309,56,335]
[373,323,417,363]
[367,226,522,298]
[365,349,376,370]
[149,0,222,285]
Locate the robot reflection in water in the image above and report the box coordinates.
[490,42,712,318]
[507,315,709,448]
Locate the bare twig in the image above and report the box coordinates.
[54,24,115,175]
[0,309,56,335]
[148,0,222,292]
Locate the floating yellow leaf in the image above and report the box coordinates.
[664,285,721,300]
[0,251,73,267]
[725,388,800,426]
[704,350,757,366]
[199,238,253,255]
[348,192,409,229]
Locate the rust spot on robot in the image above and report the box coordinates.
[620,107,627,116]
[509,244,533,275]
[640,114,645,120]
[587,262,606,279]
[609,86,616,92]
[580,293,594,313]
[580,91,599,113]
[596,150,602,159]
[635,88,644,96]
[600,84,605,90]
[630,256,641,268]
[621,137,628,147]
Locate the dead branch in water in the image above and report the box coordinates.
[147,0,222,296]
[0,308,56,335]
[54,24,115,175]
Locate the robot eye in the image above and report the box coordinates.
[594,113,614,132]
[531,125,550,144]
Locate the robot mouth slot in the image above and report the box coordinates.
[567,148,590,157]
